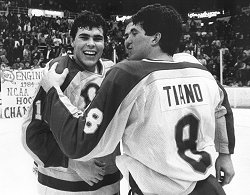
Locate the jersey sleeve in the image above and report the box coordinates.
[217,82,235,154]
[214,85,229,154]
[43,67,127,160]
[22,60,71,168]
[22,86,68,167]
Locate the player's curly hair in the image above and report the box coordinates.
[131,4,183,56]
[70,10,107,41]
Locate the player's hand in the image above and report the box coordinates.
[69,159,106,186]
[215,153,235,186]
[40,62,69,92]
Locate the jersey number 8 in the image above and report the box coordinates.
[84,108,103,134]
[175,114,212,174]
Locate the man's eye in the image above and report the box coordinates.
[132,32,138,36]
[94,37,104,41]
[80,36,89,40]
[123,35,128,40]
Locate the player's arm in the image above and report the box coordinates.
[214,84,235,186]
[41,63,125,160]
[217,82,235,154]
[214,86,229,154]
[22,83,106,184]
[22,59,71,168]
[22,85,68,168]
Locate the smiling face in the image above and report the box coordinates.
[124,22,152,60]
[72,27,104,72]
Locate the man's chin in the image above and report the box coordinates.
[127,56,140,61]
[82,61,98,71]
[127,55,134,60]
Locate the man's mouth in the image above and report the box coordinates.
[126,47,132,54]
[83,51,97,56]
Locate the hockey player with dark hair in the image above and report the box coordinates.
[22,11,121,194]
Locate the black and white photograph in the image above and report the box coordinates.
[0,0,249,194]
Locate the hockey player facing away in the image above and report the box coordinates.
[22,11,121,194]
[40,4,233,195]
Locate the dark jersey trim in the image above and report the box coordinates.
[26,55,80,167]
[129,172,143,195]
[38,170,121,192]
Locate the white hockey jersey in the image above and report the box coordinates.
[42,59,227,194]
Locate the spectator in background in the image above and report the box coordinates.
[23,61,31,69]
[243,45,250,57]
[38,52,46,67]
[183,45,191,54]
[23,20,32,32]
[45,34,53,46]
[29,34,39,50]
[0,41,8,65]
[197,52,207,66]
[242,50,250,86]
[0,61,7,70]
[38,33,46,46]
[23,44,31,63]
[12,36,23,63]
[12,57,21,69]
[18,60,25,70]
[234,51,248,86]
[43,44,55,63]
[53,33,62,55]
[58,46,67,56]
[0,0,249,87]
[31,45,41,62]
[32,58,43,69]
[6,34,15,65]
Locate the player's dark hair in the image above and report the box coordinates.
[70,10,107,40]
[131,4,183,56]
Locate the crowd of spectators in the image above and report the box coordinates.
[179,13,250,86]
[0,1,250,87]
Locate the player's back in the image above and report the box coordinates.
[116,59,224,194]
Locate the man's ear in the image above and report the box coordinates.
[152,32,161,45]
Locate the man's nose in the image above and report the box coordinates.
[125,40,132,49]
[125,37,131,46]
[87,39,95,47]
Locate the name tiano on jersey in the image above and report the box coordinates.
[159,78,208,111]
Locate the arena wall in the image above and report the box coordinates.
[224,87,250,108]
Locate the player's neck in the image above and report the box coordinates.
[72,56,97,73]
[148,51,174,62]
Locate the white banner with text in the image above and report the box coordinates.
[0,68,43,118]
